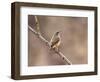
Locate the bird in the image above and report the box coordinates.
[50,31,61,51]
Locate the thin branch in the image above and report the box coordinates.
[34,16,40,34]
[55,50,72,65]
[28,25,72,65]
[28,26,49,45]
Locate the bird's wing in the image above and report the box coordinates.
[51,37,60,47]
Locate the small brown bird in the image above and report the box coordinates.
[50,31,61,51]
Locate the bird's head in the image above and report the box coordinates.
[56,31,61,36]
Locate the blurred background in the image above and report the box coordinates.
[28,15,87,66]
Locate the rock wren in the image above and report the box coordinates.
[50,31,61,51]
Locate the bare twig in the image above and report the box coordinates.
[34,16,40,34]
[55,50,72,65]
[28,25,72,65]
[28,25,49,45]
